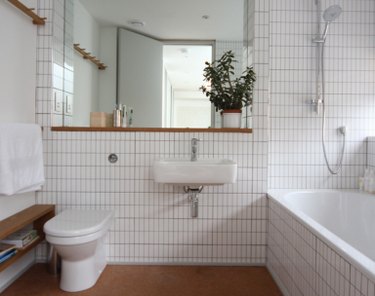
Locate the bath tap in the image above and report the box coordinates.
[191,138,200,161]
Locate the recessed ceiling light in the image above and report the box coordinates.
[128,19,146,27]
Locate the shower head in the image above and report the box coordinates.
[323,5,342,23]
[315,4,342,42]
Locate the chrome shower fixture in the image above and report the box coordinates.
[323,4,342,22]
[312,3,345,175]
[313,4,342,43]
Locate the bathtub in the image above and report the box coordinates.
[267,190,375,296]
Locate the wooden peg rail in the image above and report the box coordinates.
[74,44,107,70]
[8,0,46,25]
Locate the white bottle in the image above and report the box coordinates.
[363,168,375,194]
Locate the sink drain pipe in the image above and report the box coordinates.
[184,186,203,218]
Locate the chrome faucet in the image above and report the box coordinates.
[191,138,200,161]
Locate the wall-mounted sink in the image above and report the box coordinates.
[153,159,237,186]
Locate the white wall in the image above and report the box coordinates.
[73,0,100,125]
[98,27,117,113]
[0,1,36,123]
[173,90,211,128]
[0,0,37,292]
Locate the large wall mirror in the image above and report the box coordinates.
[56,0,249,129]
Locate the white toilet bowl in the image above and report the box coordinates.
[44,209,113,292]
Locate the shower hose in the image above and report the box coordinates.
[320,42,346,175]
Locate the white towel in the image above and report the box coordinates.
[0,123,45,196]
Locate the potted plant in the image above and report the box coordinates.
[201,50,256,128]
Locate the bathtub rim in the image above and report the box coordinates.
[267,189,375,283]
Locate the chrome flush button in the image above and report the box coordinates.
[108,153,118,164]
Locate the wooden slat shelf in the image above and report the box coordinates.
[74,44,107,70]
[0,205,55,272]
[8,0,46,25]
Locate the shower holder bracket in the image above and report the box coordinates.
[338,126,346,135]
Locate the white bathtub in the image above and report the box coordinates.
[268,189,375,283]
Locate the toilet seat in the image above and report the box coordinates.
[44,209,113,239]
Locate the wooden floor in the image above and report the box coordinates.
[2,264,282,296]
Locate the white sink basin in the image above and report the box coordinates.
[153,159,237,185]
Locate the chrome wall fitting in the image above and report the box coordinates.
[184,186,203,218]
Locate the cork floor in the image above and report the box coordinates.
[2,264,282,296]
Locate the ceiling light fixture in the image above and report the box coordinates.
[128,19,146,27]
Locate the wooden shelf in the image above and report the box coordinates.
[51,126,252,133]
[0,205,55,272]
[8,0,46,25]
[74,44,107,70]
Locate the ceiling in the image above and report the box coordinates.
[163,45,212,91]
[79,0,244,40]
[78,0,244,91]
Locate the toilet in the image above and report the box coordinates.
[43,209,113,292]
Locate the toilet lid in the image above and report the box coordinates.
[44,209,113,237]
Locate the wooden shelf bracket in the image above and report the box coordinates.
[74,44,107,70]
[8,0,46,25]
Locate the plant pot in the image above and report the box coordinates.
[221,109,242,128]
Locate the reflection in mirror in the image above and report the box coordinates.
[163,44,212,128]
[118,30,213,127]
[58,0,248,129]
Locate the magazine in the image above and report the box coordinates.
[0,249,17,264]
[1,229,38,248]
[0,243,17,257]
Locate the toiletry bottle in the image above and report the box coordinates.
[128,108,133,127]
[363,168,375,194]
[113,105,123,127]
[370,169,375,194]
[359,177,365,191]
[122,105,127,127]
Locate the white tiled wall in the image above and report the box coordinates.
[268,198,375,296]
[367,137,375,169]
[37,131,267,264]
[269,0,375,189]
[34,0,270,265]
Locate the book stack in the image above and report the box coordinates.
[1,229,39,249]
[0,243,17,264]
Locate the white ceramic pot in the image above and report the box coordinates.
[221,110,242,128]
